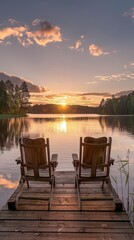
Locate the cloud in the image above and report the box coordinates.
[0,26,27,40]
[0,71,47,92]
[30,91,112,107]
[8,18,20,25]
[89,44,109,56]
[32,18,41,26]
[130,62,134,67]
[81,35,84,39]
[123,61,134,70]
[95,72,134,82]
[27,21,62,46]
[0,19,62,47]
[123,7,134,19]
[69,39,83,51]
[73,92,112,97]
[86,81,97,84]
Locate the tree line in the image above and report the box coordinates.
[0,80,30,115]
[99,92,134,115]
[29,104,98,114]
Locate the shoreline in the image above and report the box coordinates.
[0,114,27,118]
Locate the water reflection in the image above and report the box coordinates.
[99,115,134,134]
[56,119,67,133]
[0,117,30,152]
[1,115,134,152]
[0,114,134,213]
[0,175,18,189]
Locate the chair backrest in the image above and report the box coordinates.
[19,137,51,178]
[79,136,112,178]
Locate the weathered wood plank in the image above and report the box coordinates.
[0,233,134,240]
[0,211,129,221]
[0,220,133,233]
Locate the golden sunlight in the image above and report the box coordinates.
[56,119,67,133]
[60,102,67,107]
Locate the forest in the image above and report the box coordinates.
[1,79,134,116]
[29,104,98,114]
[99,92,134,115]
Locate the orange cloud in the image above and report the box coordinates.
[69,39,83,52]
[0,20,62,47]
[89,44,109,56]
[30,91,112,106]
[0,26,27,40]
[0,176,18,189]
[27,26,62,46]
[89,44,103,56]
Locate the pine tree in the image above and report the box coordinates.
[5,80,14,113]
[0,80,8,114]
[19,82,30,114]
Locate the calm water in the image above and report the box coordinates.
[0,114,134,212]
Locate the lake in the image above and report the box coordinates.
[0,114,134,216]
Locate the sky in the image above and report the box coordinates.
[0,0,134,106]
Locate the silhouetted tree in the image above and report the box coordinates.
[99,92,134,115]
[0,80,8,113]
[19,81,30,114]
[0,80,30,115]
[5,80,14,113]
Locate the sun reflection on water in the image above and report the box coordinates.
[56,115,67,133]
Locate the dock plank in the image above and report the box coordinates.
[0,171,134,240]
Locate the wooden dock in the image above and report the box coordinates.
[0,171,134,239]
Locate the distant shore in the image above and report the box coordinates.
[0,114,27,118]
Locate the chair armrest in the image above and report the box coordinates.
[15,157,22,165]
[72,153,78,161]
[72,153,79,169]
[51,154,58,169]
[109,158,115,165]
[98,163,109,168]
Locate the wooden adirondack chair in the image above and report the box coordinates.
[72,136,114,210]
[14,137,58,210]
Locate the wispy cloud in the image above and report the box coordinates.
[74,92,112,97]
[69,39,83,52]
[32,18,41,26]
[86,81,97,84]
[8,18,20,25]
[0,19,62,47]
[89,44,109,56]
[30,91,112,106]
[123,7,134,19]
[123,61,134,70]
[95,72,134,82]
[130,61,134,67]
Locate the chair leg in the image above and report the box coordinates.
[12,180,25,210]
[26,180,30,188]
[75,176,77,188]
[53,176,56,187]
[76,178,82,211]
[102,181,104,189]
[48,178,54,210]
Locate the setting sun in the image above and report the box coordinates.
[61,102,67,107]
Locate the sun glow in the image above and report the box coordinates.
[56,119,67,133]
[61,102,67,107]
